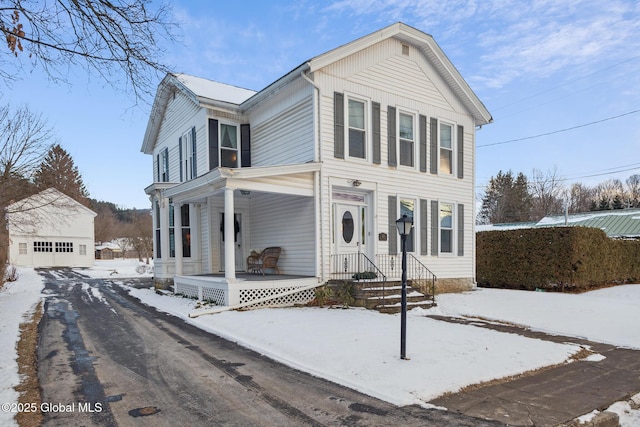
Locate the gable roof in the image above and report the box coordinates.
[142,22,492,154]
[478,209,640,238]
[7,187,97,218]
[308,22,492,126]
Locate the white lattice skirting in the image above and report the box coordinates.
[174,275,318,308]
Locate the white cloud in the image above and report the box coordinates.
[324,0,640,89]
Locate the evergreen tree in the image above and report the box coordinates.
[33,144,90,206]
[478,170,532,224]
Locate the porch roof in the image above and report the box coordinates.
[156,162,321,204]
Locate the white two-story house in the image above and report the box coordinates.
[141,22,492,307]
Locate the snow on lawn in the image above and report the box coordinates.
[127,286,580,407]
[2,259,640,426]
[0,268,44,427]
[436,285,640,349]
[74,259,153,279]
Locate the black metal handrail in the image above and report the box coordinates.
[330,252,387,301]
[375,254,437,303]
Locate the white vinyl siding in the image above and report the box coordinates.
[248,194,315,276]
[316,37,476,280]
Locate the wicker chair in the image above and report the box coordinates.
[247,247,281,275]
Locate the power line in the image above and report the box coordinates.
[477,109,640,147]
[476,162,640,189]
[491,55,640,112]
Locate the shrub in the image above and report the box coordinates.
[5,264,18,282]
[477,227,640,291]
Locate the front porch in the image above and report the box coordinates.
[174,273,319,307]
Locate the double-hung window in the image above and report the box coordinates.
[440,202,454,253]
[399,112,415,167]
[348,98,366,159]
[439,122,454,175]
[181,204,191,258]
[399,198,415,252]
[220,124,239,167]
[161,147,169,182]
[180,127,197,181]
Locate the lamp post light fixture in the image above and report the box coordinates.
[395,214,413,360]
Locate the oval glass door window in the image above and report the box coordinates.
[342,211,354,243]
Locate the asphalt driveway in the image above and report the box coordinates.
[36,269,502,426]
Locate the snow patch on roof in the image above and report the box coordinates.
[174,73,256,105]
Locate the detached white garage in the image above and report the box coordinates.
[7,188,97,268]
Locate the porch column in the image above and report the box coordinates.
[159,197,170,265]
[224,188,236,280]
[174,202,183,275]
[191,203,201,274]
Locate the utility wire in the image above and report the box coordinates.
[491,55,640,112]
[476,162,640,189]
[478,109,640,147]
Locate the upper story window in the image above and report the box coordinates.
[161,147,169,182]
[180,127,197,181]
[348,98,366,159]
[220,123,239,167]
[439,122,454,175]
[399,112,415,167]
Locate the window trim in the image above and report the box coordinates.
[161,147,169,182]
[438,120,456,176]
[180,128,197,181]
[438,201,456,255]
[397,197,417,253]
[343,93,371,162]
[219,122,240,168]
[397,109,417,168]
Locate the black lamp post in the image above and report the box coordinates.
[395,214,413,360]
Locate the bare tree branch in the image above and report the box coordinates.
[0,0,178,102]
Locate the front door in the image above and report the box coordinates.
[219,213,244,272]
[334,203,366,255]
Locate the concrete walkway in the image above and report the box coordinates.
[427,315,640,426]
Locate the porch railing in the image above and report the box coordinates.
[330,252,387,283]
[329,252,437,304]
[375,254,437,303]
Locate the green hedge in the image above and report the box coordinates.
[477,227,640,291]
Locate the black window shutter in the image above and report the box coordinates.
[178,137,183,182]
[431,200,439,255]
[388,106,397,167]
[241,124,251,167]
[419,115,427,173]
[334,92,344,159]
[420,199,429,255]
[458,204,465,256]
[192,126,197,177]
[430,118,438,174]
[209,119,219,170]
[156,154,160,182]
[372,102,381,164]
[388,195,397,255]
[457,125,464,179]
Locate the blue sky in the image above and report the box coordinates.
[4,0,640,209]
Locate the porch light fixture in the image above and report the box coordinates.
[351,179,362,187]
[395,214,414,360]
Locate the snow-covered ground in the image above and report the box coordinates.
[1,259,639,426]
